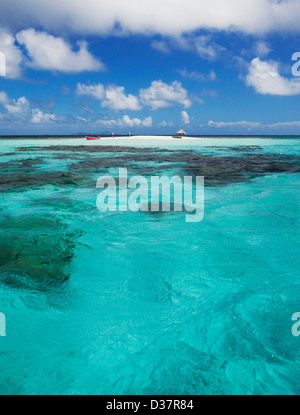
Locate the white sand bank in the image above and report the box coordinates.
[98,135,202,140]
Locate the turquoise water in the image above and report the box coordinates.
[0,137,300,395]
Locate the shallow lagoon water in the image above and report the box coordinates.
[0,137,300,395]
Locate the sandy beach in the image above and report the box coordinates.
[99,135,183,140]
[98,135,202,141]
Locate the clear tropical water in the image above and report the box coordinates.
[0,137,300,395]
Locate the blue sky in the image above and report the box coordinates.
[0,0,300,135]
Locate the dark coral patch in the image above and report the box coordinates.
[0,215,81,288]
[4,144,298,189]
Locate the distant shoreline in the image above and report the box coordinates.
[0,134,300,140]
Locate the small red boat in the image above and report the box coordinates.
[85,136,100,141]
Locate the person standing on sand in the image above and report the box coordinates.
[128,132,131,137]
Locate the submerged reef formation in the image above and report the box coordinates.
[0,215,80,288]
[0,143,299,288]
[4,144,298,189]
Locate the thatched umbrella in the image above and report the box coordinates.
[176,129,187,135]
[173,129,187,138]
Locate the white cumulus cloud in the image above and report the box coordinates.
[0,92,29,115]
[5,96,29,115]
[2,1,300,36]
[77,83,141,110]
[76,83,105,100]
[246,57,300,96]
[31,108,57,123]
[181,111,190,125]
[0,29,23,79]
[0,91,61,124]
[139,80,192,110]
[77,80,191,111]
[101,115,152,127]
[16,28,105,73]
[102,86,141,111]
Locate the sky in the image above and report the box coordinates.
[0,0,300,135]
